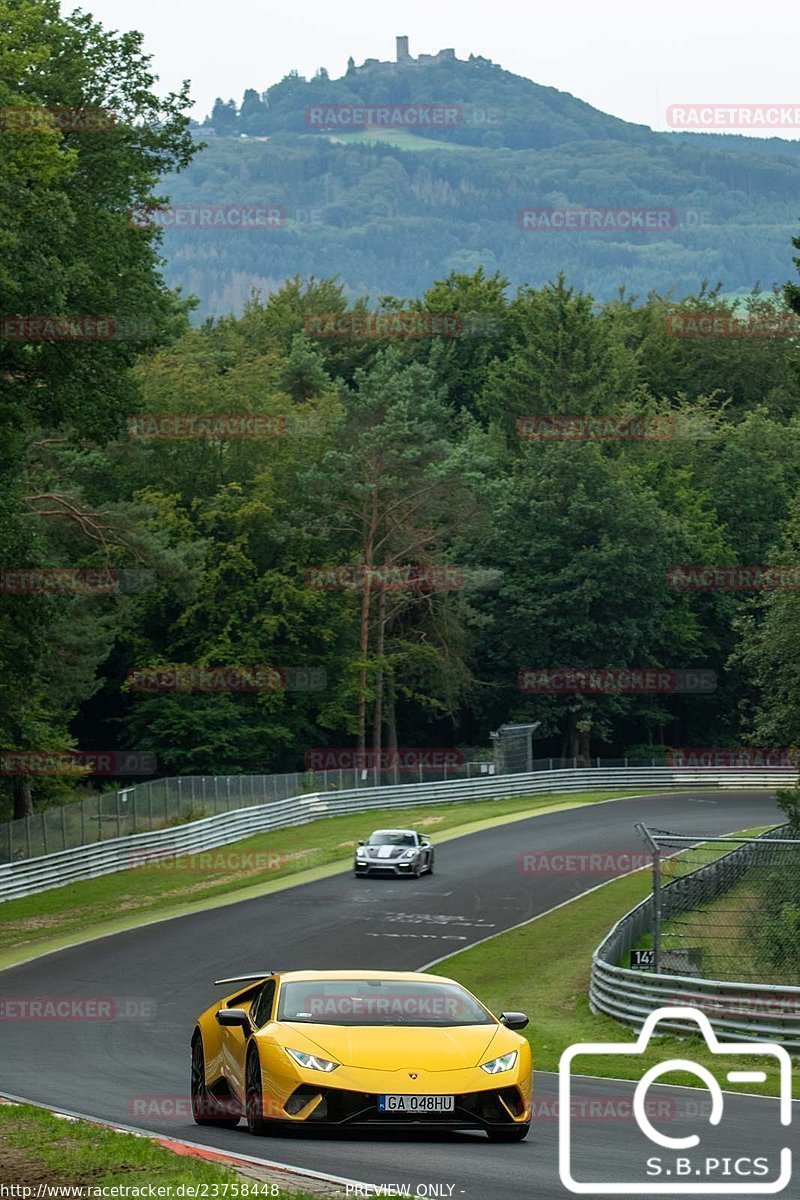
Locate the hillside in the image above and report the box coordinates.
[204,50,653,149]
[156,48,800,315]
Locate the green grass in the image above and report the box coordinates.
[632,841,800,986]
[0,789,659,970]
[328,129,476,153]
[0,1100,318,1193]
[646,882,764,979]
[430,826,798,1099]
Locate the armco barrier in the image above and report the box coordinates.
[1,763,500,864]
[0,766,793,903]
[590,824,800,1051]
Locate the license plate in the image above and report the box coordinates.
[377,1094,454,1113]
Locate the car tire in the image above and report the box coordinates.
[245,1045,274,1135]
[487,1124,530,1143]
[427,853,435,874]
[191,1034,240,1127]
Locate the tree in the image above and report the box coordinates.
[478,276,639,437]
[472,441,698,759]
[0,0,196,816]
[785,230,800,315]
[414,269,512,417]
[734,492,800,746]
[304,348,472,754]
[210,97,238,135]
[278,334,332,402]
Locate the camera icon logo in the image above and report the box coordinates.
[559,1006,792,1194]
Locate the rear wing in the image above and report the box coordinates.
[214,972,275,986]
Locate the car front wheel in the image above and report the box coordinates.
[191,1035,240,1127]
[245,1046,273,1135]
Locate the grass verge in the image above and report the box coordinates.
[0,1101,321,1194]
[327,129,478,153]
[633,879,800,988]
[0,789,660,971]
[429,827,798,1100]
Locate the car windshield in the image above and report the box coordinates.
[278,979,494,1026]
[368,832,416,846]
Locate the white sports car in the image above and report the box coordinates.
[354,828,435,878]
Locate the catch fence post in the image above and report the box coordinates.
[636,823,662,974]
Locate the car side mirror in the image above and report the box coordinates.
[421,838,431,846]
[216,1007,251,1029]
[358,839,365,846]
[500,1011,529,1030]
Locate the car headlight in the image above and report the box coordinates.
[285,1048,339,1072]
[355,849,368,858]
[481,1050,518,1075]
[399,850,417,860]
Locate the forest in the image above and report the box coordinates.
[153,52,800,311]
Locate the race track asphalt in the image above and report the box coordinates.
[0,790,795,1199]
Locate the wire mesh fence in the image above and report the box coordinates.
[0,760,499,865]
[634,825,800,986]
[0,753,671,865]
[0,753,776,866]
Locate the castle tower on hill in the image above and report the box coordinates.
[352,38,457,74]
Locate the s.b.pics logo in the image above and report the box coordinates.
[559,1007,792,1194]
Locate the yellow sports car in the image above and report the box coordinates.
[192,969,533,1141]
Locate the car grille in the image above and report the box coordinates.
[283,1085,523,1127]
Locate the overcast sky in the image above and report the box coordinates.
[83,0,798,138]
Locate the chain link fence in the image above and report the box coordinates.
[1,754,785,866]
[1,761,500,865]
[635,825,800,986]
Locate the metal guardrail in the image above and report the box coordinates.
[0,756,692,866]
[0,765,793,904]
[1,764,496,865]
[590,824,800,1050]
